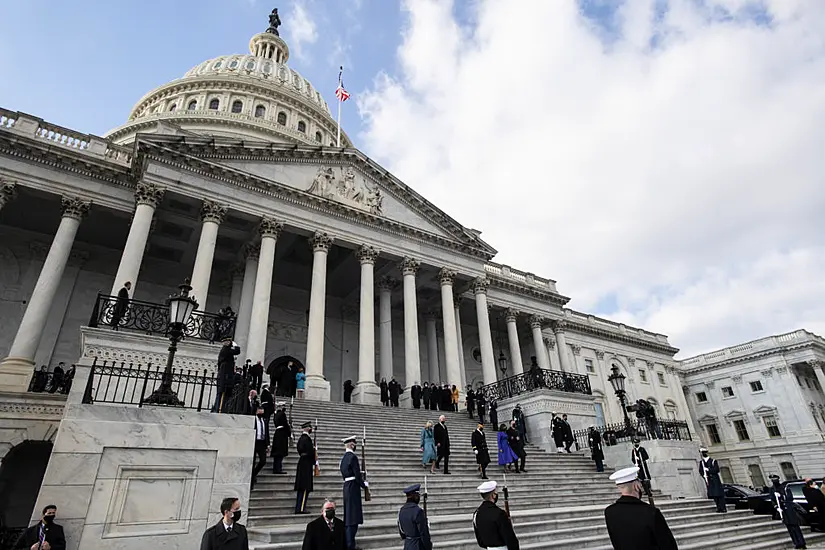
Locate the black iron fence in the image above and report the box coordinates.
[573,418,692,450]
[87,293,236,342]
[479,368,591,401]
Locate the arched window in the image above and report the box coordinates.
[254,105,266,118]
[168,104,177,112]
[277,112,287,125]
[187,100,197,111]
[209,98,220,110]
[231,100,243,114]
[315,131,322,143]
[297,120,306,133]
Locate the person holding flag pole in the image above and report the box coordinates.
[335,66,350,147]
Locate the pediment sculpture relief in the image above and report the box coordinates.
[307,166,383,215]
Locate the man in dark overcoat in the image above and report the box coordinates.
[512,404,527,443]
[213,338,241,412]
[380,378,390,406]
[199,497,249,550]
[294,421,315,514]
[698,447,726,512]
[433,415,451,474]
[561,414,574,452]
[110,281,131,329]
[473,480,519,550]
[604,466,677,550]
[466,387,476,419]
[389,378,402,407]
[340,436,369,550]
[411,381,422,409]
[422,382,431,409]
[588,426,604,472]
[632,438,654,503]
[397,484,432,550]
[551,411,565,453]
[471,422,491,479]
[271,402,291,474]
[507,420,526,473]
[301,500,345,550]
[14,504,66,550]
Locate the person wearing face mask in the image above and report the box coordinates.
[250,402,270,489]
[295,421,316,514]
[472,422,491,480]
[200,497,249,550]
[301,500,345,550]
[631,439,654,503]
[433,415,451,475]
[14,505,65,550]
[397,484,432,550]
[604,467,676,550]
[472,480,519,550]
[770,475,807,549]
[340,435,369,550]
[697,447,726,513]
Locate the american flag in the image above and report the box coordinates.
[336,67,350,102]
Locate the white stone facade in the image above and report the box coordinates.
[680,329,825,488]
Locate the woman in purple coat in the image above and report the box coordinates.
[497,423,518,471]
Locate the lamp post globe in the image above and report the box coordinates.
[498,351,508,377]
[607,364,633,428]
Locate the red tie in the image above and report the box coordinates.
[328,521,334,531]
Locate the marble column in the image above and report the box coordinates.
[352,245,380,404]
[425,310,440,383]
[505,308,524,375]
[0,181,17,211]
[0,196,89,392]
[246,219,282,366]
[377,276,397,385]
[400,257,422,390]
[439,268,461,387]
[454,296,467,390]
[304,231,334,401]
[530,315,551,369]
[189,200,227,310]
[544,337,557,370]
[473,277,497,385]
[552,321,573,372]
[233,244,259,357]
[811,360,825,397]
[110,181,164,295]
[229,267,243,312]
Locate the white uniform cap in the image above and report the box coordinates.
[342,435,358,444]
[477,480,498,493]
[699,447,708,452]
[609,466,640,485]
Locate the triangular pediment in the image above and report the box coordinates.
[723,409,746,420]
[753,405,777,415]
[697,414,718,424]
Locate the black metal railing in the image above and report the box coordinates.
[479,368,592,401]
[88,293,236,342]
[0,527,26,550]
[573,418,692,450]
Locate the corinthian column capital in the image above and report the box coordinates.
[258,217,283,239]
[356,244,379,264]
[399,257,420,276]
[310,231,334,253]
[61,196,91,220]
[134,181,165,208]
[505,308,519,323]
[200,200,227,224]
[438,267,456,286]
[471,276,489,295]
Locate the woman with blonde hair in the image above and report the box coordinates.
[420,420,437,473]
[451,385,459,412]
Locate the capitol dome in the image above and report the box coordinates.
[105,17,352,147]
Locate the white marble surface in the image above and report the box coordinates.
[602,439,705,499]
[499,390,597,452]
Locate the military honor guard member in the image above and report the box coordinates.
[472,480,519,550]
[398,484,432,550]
[471,422,491,480]
[698,447,726,513]
[294,421,315,514]
[631,438,654,501]
[301,500,346,550]
[340,435,369,550]
[604,466,678,550]
[770,475,807,549]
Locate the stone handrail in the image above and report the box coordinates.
[0,107,18,129]
[680,329,822,367]
[484,262,559,293]
[561,309,670,344]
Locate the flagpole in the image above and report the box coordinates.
[337,65,343,148]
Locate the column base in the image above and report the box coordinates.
[351,382,380,405]
[0,356,36,393]
[400,392,413,409]
[304,375,331,402]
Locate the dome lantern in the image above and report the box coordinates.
[249,32,289,64]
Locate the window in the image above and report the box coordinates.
[750,380,764,393]
[705,423,722,444]
[209,98,220,110]
[780,461,797,481]
[639,369,647,383]
[584,359,595,373]
[734,419,750,441]
[168,103,177,112]
[657,372,666,386]
[695,391,708,403]
[763,415,781,438]
[277,112,287,125]
[254,105,266,118]
[187,100,197,111]
[748,464,766,488]
[315,131,322,143]
[722,386,735,398]
[231,100,243,113]
[719,466,734,484]
[297,120,306,133]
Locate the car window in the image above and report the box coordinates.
[728,485,760,497]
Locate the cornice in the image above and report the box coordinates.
[486,274,569,305]
[561,320,680,356]
[680,340,822,376]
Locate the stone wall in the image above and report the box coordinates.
[602,439,705,499]
[498,389,597,452]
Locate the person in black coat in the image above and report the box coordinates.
[507,421,526,473]
[398,484,432,550]
[561,414,574,452]
[110,281,131,329]
[440,384,452,411]
[604,467,677,550]
[471,422,491,479]
[14,505,66,550]
[551,412,565,453]
[302,500,345,550]
[380,378,390,406]
[476,392,487,426]
[422,382,431,409]
[466,388,476,419]
[771,475,807,549]
[200,497,249,550]
[473,481,519,550]
[259,384,274,422]
[411,382,422,409]
[588,426,604,472]
[271,403,291,474]
[250,401,270,489]
[295,421,316,514]
[489,400,498,430]
[213,338,241,412]
[431,385,441,410]
[249,360,263,392]
[389,378,402,407]
[632,439,654,503]
[698,447,726,512]
[343,380,354,403]
[802,478,825,532]
[433,415,451,474]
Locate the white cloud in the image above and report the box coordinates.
[358,0,825,357]
[286,0,318,60]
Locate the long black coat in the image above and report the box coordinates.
[271,409,291,457]
[389,380,401,400]
[302,516,345,550]
[588,430,604,461]
[434,422,450,457]
[507,427,525,457]
[471,428,491,466]
[398,501,432,550]
[295,433,315,492]
[632,446,651,480]
[14,522,66,550]
[466,390,476,413]
[217,344,241,384]
[699,457,724,498]
[411,384,422,406]
[473,501,519,550]
[551,416,565,445]
[380,381,389,402]
[200,521,249,550]
[604,495,677,550]
[422,385,431,406]
[772,484,801,526]
[340,450,367,526]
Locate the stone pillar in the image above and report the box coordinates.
[505,309,524,376]
[552,321,573,372]
[400,257,422,390]
[0,196,89,392]
[473,277,497,385]
[233,244,259,357]
[425,311,440,383]
[455,296,467,390]
[110,181,164,295]
[530,316,551,369]
[811,360,825,397]
[304,231,334,401]
[439,268,461,387]
[189,200,227,310]
[352,245,380,404]
[246,219,282,366]
[544,337,557,370]
[377,276,397,385]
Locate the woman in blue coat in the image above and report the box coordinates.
[497,423,518,471]
[420,420,437,473]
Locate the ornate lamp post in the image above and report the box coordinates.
[607,364,633,428]
[498,351,508,377]
[144,280,199,407]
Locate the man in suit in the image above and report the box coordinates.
[698,447,727,513]
[200,497,249,550]
[271,402,291,474]
[110,281,131,329]
[561,414,574,452]
[250,399,269,489]
[433,415,451,475]
[471,422,490,480]
[302,500,345,550]
[507,420,527,473]
[604,467,677,550]
[14,504,65,550]
[213,338,241,412]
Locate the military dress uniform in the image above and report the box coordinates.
[471,425,491,479]
[472,480,519,550]
[340,435,368,550]
[604,466,677,550]
[294,422,315,514]
[398,484,432,550]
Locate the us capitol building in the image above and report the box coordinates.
[0,13,823,543]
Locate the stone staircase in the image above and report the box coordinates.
[247,399,825,549]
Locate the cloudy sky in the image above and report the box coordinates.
[1,0,823,357]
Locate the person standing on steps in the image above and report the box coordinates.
[250,401,270,489]
[271,402,291,475]
[301,500,345,550]
[489,399,498,432]
[380,377,390,406]
[472,480,519,550]
[698,447,726,513]
[296,366,306,399]
[466,386,476,419]
[422,382,431,410]
[512,404,527,444]
[561,414,574,453]
[411,381,422,409]
[588,426,604,473]
[398,484,432,550]
[497,423,518,472]
[631,439,654,500]
[389,378,402,407]
[604,466,677,550]
[295,421,315,514]
[551,412,565,453]
[476,391,487,425]
[200,497,249,550]
[420,420,437,473]
[507,420,526,473]
[451,384,459,412]
[110,280,131,329]
[343,380,354,403]
[433,415,451,475]
[472,422,491,480]
[771,475,807,549]
[441,384,452,411]
[340,435,369,550]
